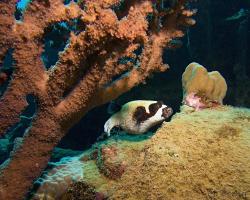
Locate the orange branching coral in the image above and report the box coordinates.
[0,0,196,199]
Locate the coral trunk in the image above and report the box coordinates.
[0,112,62,200]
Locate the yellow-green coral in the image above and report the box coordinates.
[182,62,227,103]
[111,106,250,200]
[35,106,250,200]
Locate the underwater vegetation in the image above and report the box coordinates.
[0,0,197,199]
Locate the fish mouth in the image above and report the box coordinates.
[162,107,173,118]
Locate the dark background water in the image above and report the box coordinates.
[0,0,249,156]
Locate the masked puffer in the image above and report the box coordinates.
[104,100,173,136]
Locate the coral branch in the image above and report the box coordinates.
[47,6,119,102]
[21,1,83,34]
[89,35,169,108]
[0,42,46,138]
[55,39,131,125]
[0,0,16,64]
[0,1,84,137]
[0,81,27,136]
[0,112,62,200]
[98,43,139,87]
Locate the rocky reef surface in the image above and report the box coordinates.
[36,105,250,200]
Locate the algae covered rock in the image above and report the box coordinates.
[35,106,250,200]
[110,106,250,200]
[61,182,106,200]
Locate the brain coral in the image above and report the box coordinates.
[182,62,227,104]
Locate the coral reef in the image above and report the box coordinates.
[183,92,222,111]
[182,62,227,105]
[35,106,250,200]
[109,106,250,200]
[61,181,106,200]
[34,155,85,200]
[97,145,126,180]
[50,147,83,161]
[34,134,149,199]
[0,1,196,199]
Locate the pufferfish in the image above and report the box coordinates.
[104,100,173,136]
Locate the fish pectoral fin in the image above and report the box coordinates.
[104,118,117,136]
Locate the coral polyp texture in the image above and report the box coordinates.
[0,0,196,199]
[182,62,227,105]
